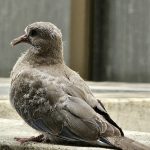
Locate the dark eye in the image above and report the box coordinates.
[30,29,38,37]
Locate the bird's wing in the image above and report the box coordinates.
[61,75,124,136]
[62,72,108,113]
[58,96,117,138]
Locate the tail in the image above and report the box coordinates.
[106,136,150,150]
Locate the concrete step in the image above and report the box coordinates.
[1,80,150,99]
[1,98,150,132]
[0,119,111,150]
[0,118,150,150]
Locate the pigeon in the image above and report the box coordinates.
[10,22,149,150]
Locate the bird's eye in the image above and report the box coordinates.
[30,29,38,37]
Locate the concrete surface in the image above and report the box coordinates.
[0,80,150,149]
[0,98,150,132]
[0,119,107,150]
[0,100,20,119]
[0,118,150,150]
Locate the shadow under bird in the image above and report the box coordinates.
[10,22,149,150]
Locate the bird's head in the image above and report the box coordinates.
[11,22,63,54]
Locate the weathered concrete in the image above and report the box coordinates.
[0,100,20,119]
[0,118,150,150]
[1,98,150,132]
[0,119,107,150]
[101,98,150,132]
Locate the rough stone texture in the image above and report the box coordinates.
[0,100,20,119]
[0,118,150,150]
[101,98,150,132]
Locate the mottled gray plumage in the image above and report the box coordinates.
[10,22,149,150]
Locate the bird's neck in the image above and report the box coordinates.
[24,46,64,65]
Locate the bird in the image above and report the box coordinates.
[10,22,149,150]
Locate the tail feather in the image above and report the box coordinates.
[107,136,150,150]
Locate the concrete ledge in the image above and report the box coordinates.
[0,119,150,150]
[0,101,20,119]
[1,98,150,132]
[0,137,106,150]
[0,119,108,150]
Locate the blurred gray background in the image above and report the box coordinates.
[1,0,150,82]
[0,0,71,77]
[91,0,150,82]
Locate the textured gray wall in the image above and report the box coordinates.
[0,0,71,77]
[92,0,150,82]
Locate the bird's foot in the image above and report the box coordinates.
[14,134,44,144]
